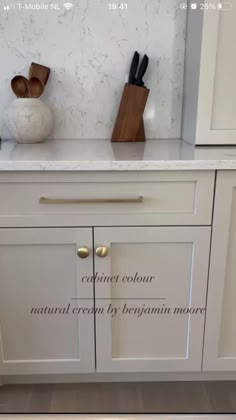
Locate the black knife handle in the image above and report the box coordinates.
[128,51,139,85]
[136,55,149,87]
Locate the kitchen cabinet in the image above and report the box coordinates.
[0,170,214,380]
[182,0,236,145]
[204,171,236,370]
[94,227,210,372]
[0,228,95,375]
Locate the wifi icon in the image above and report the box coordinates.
[64,2,73,10]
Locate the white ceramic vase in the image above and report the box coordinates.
[4,98,53,144]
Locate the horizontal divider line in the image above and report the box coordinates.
[71,297,166,300]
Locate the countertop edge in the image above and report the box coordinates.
[0,160,236,171]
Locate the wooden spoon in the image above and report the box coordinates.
[11,76,30,98]
[29,77,44,98]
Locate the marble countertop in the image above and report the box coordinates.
[1,139,236,171]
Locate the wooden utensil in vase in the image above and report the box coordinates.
[11,76,30,98]
[29,77,44,98]
[29,62,50,86]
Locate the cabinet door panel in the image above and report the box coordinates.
[198,3,236,144]
[211,8,236,130]
[204,172,236,370]
[183,0,236,145]
[94,227,210,372]
[0,228,94,375]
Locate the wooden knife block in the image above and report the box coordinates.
[111,83,150,142]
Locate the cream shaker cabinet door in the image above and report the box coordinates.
[0,228,95,375]
[94,227,210,373]
[204,172,236,370]
[183,1,236,145]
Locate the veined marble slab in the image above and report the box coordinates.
[0,0,186,140]
[1,139,236,171]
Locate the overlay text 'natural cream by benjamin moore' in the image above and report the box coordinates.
[30,304,206,318]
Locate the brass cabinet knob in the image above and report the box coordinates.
[77,246,90,258]
[96,246,109,258]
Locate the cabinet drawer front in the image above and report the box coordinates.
[0,171,214,226]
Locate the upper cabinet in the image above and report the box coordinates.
[182,0,236,145]
[204,172,236,370]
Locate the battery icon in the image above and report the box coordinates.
[218,2,232,10]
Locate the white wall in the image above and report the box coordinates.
[0,0,186,140]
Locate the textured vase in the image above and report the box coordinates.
[5,98,53,143]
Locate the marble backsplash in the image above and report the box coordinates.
[0,0,187,140]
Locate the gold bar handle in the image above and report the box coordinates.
[39,196,144,204]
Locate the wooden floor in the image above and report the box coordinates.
[1,381,236,413]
